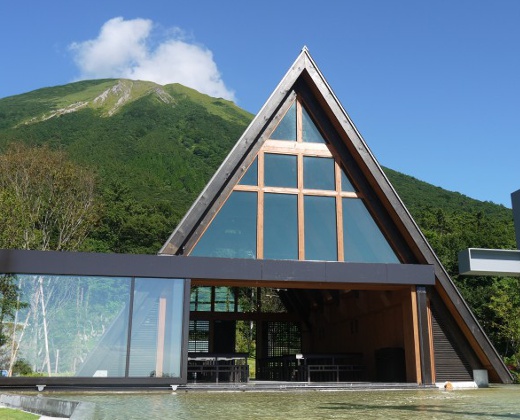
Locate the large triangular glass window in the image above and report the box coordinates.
[190,96,399,264]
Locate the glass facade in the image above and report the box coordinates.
[6,274,185,378]
[189,96,399,264]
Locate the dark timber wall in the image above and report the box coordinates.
[430,294,480,382]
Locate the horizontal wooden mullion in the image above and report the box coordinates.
[263,187,299,194]
[234,185,260,192]
[263,141,331,155]
[301,189,338,197]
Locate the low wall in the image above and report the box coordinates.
[0,393,96,419]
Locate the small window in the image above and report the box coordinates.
[302,106,326,144]
[304,157,335,190]
[341,169,356,192]
[271,102,296,141]
[264,154,297,188]
[214,287,236,312]
[190,286,212,311]
[238,158,258,186]
[189,320,210,353]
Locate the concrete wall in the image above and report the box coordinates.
[0,393,96,419]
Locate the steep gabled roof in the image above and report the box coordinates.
[159,47,511,383]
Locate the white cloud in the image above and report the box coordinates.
[70,17,235,101]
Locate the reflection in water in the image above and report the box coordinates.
[55,386,520,420]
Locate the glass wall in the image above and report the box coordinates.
[3,274,185,379]
[189,96,401,264]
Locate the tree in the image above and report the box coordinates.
[0,143,99,251]
[0,143,99,375]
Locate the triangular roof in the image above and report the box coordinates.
[159,47,511,383]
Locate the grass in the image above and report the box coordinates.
[0,407,39,419]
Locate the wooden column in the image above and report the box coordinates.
[416,286,433,384]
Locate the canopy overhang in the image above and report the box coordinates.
[459,248,520,277]
[0,249,434,287]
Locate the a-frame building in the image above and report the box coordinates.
[159,48,512,384]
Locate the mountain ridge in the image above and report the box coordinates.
[0,79,514,255]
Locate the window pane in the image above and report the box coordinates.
[341,169,356,192]
[129,278,185,378]
[264,193,298,260]
[264,154,297,188]
[238,158,257,186]
[191,191,257,259]
[190,286,211,311]
[343,198,400,263]
[302,106,326,144]
[14,275,131,378]
[214,287,235,312]
[271,102,296,141]
[304,157,335,190]
[304,196,337,261]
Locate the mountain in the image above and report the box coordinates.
[0,79,514,256]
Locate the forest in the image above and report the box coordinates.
[0,79,518,379]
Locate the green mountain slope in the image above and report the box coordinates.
[0,79,514,256]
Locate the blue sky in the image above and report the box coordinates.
[1,1,519,207]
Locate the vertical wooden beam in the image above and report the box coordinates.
[155,296,167,377]
[297,153,305,260]
[296,100,303,143]
[427,298,436,382]
[257,152,264,259]
[416,286,433,384]
[404,286,421,383]
[335,162,344,262]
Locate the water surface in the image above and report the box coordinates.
[57,386,520,419]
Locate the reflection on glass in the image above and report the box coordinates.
[214,287,235,312]
[271,102,296,141]
[302,106,326,144]
[304,196,337,261]
[304,157,335,190]
[343,198,400,263]
[238,158,258,186]
[264,154,297,188]
[191,286,211,311]
[129,278,185,378]
[341,169,356,192]
[191,191,257,259]
[14,275,131,377]
[264,193,298,260]
[9,275,186,379]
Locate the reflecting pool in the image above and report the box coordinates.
[54,385,520,420]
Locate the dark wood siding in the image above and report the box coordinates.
[431,301,474,382]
